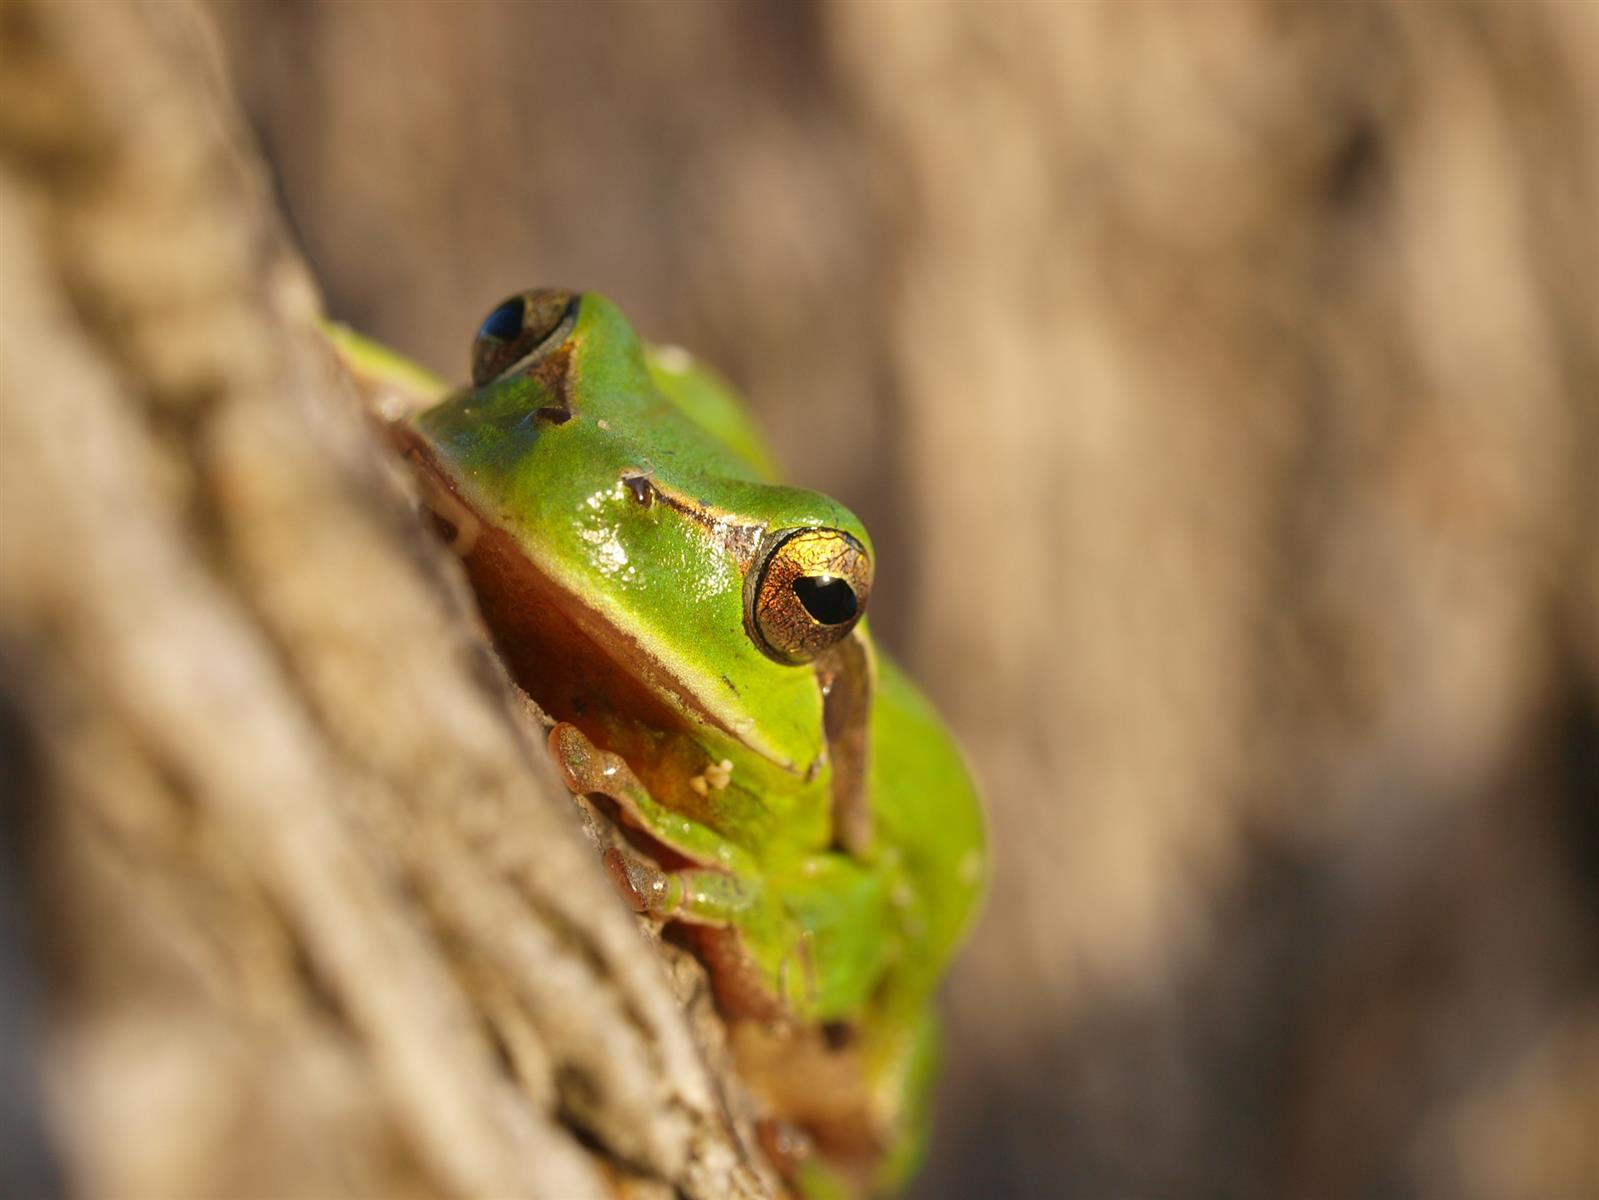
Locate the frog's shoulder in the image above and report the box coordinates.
[323,319,450,420]
[645,344,781,483]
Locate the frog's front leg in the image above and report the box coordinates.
[549,722,801,1016]
[550,722,762,877]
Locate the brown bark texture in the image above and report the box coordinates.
[0,2,774,1198]
[4,1,1599,1199]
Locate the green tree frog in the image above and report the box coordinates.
[331,290,985,1198]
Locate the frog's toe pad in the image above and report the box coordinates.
[603,847,676,913]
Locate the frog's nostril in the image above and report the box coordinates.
[793,576,858,626]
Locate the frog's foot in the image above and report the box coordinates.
[733,1021,890,1198]
[549,722,759,875]
[757,1120,869,1200]
[732,1021,885,1152]
[857,1009,941,1195]
[549,722,798,1019]
[601,846,756,925]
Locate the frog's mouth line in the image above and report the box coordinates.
[397,435,799,772]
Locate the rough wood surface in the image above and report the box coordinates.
[5,2,1599,1199]
[0,2,772,1197]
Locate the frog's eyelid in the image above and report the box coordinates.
[482,307,579,386]
[470,290,580,386]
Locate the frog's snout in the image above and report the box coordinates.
[747,528,872,664]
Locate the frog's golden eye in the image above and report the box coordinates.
[748,528,872,664]
[471,289,578,386]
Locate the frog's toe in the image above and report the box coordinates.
[601,847,678,913]
[599,845,760,927]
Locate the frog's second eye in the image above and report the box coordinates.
[471,289,579,386]
[749,528,872,664]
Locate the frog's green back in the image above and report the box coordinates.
[645,345,781,482]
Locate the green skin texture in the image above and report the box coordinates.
[331,296,985,1193]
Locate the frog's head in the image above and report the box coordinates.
[398,290,874,794]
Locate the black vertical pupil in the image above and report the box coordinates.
[793,576,858,625]
[478,298,525,342]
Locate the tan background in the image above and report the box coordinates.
[207,3,1599,1198]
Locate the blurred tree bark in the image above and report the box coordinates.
[6,1,1599,1199]
[824,5,1599,1199]
[0,1,772,1197]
